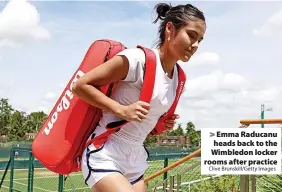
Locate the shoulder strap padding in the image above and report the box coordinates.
[149,64,186,136]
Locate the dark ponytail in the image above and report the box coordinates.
[152,3,205,48]
[153,3,172,24]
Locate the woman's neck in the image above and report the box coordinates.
[158,47,177,78]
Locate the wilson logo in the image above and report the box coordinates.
[43,70,85,135]
[176,81,184,101]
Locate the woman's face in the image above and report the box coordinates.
[167,19,206,62]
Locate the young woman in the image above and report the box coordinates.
[72,2,206,192]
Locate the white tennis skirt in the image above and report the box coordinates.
[81,133,149,189]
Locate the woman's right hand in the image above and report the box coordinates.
[115,101,150,122]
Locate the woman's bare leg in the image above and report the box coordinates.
[91,172,136,192]
[132,178,146,192]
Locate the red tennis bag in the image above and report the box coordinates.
[32,39,186,175]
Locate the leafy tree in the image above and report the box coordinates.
[0,98,47,141]
[144,135,157,147]
[174,124,184,136]
[185,121,195,133]
[8,110,27,140]
[166,124,184,136]
[25,111,47,133]
[0,98,14,135]
[166,130,176,136]
[185,121,200,146]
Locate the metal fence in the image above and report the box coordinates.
[147,171,282,192]
[1,146,282,192]
[0,146,200,192]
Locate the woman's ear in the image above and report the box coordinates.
[165,22,174,40]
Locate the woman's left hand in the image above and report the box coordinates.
[164,114,180,131]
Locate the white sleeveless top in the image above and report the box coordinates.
[93,48,179,146]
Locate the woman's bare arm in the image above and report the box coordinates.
[72,55,149,122]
